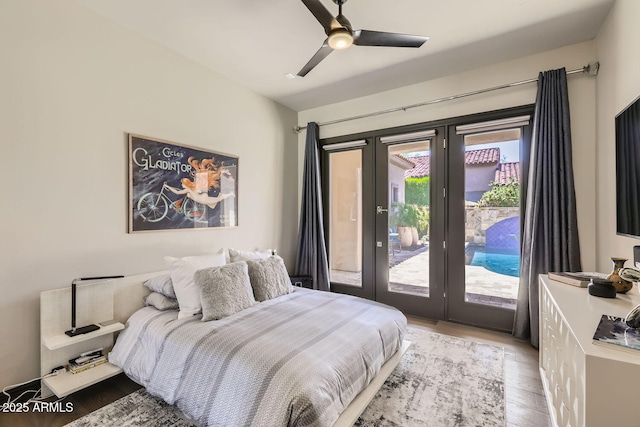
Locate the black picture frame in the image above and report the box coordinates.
[128,134,238,233]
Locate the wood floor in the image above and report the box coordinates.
[2,317,552,427]
[0,374,142,427]
[407,316,552,427]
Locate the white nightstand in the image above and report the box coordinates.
[40,280,125,398]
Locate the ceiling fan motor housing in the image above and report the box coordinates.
[335,14,352,33]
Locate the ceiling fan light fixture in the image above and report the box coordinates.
[328,28,353,49]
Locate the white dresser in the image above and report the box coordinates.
[539,275,640,427]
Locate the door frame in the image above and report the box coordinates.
[373,126,446,319]
[319,105,533,332]
[445,105,533,332]
[321,133,376,300]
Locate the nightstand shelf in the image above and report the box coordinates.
[42,322,124,350]
[40,280,123,398]
[43,362,123,398]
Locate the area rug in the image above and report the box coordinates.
[355,326,505,426]
[65,326,505,427]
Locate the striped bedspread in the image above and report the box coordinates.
[110,288,406,427]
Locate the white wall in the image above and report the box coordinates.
[298,41,598,272]
[595,0,640,271]
[0,0,298,389]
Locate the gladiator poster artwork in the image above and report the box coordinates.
[128,134,238,232]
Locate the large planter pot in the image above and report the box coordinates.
[411,227,419,245]
[397,226,413,247]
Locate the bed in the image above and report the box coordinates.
[110,286,407,427]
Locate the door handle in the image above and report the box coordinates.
[376,206,388,214]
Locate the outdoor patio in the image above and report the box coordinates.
[330,245,520,310]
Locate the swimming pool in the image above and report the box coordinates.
[470,248,520,277]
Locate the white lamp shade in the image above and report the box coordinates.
[328,28,353,50]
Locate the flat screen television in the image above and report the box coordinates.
[616,94,640,238]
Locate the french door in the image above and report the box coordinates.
[373,128,446,319]
[322,137,376,301]
[322,126,445,319]
[322,106,532,332]
[445,111,531,331]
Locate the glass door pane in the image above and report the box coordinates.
[329,149,363,287]
[387,141,431,297]
[463,129,521,309]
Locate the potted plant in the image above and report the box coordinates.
[390,202,420,247]
[415,205,430,244]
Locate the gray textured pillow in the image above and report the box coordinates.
[144,292,179,311]
[143,274,176,298]
[246,256,293,302]
[195,262,256,321]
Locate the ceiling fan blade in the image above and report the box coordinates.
[353,30,428,48]
[297,41,334,77]
[301,0,341,32]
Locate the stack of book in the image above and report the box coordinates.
[68,348,107,374]
[548,271,607,287]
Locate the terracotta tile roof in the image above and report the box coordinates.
[494,162,520,185]
[403,148,501,178]
[404,155,430,178]
[465,148,500,165]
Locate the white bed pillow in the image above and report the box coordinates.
[195,262,256,321]
[246,256,293,302]
[143,292,179,311]
[143,274,175,298]
[228,248,273,263]
[165,253,226,319]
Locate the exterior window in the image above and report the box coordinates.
[391,184,399,203]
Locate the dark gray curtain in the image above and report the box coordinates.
[295,122,330,291]
[513,68,582,347]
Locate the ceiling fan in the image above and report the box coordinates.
[297,0,428,77]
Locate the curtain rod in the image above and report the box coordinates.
[293,61,599,134]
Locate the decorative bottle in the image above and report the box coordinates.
[607,257,633,293]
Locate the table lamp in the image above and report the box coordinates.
[65,275,124,337]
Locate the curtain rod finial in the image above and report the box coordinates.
[584,61,600,76]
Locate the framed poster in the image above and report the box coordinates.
[129,134,238,232]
